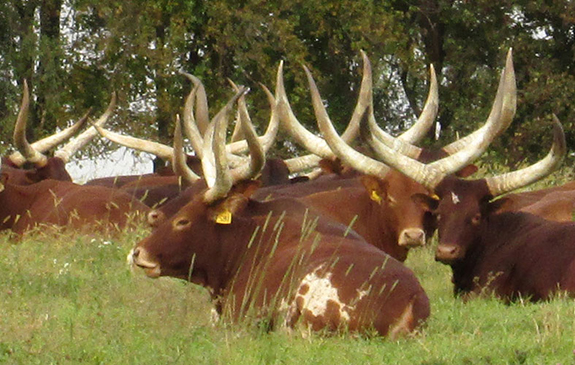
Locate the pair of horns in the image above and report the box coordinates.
[10,80,116,166]
[173,87,265,203]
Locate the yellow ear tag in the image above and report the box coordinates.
[215,210,232,225]
[431,193,440,200]
[370,190,382,205]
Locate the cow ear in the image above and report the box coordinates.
[412,193,439,211]
[210,194,249,225]
[455,164,478,178]
[230,179,262,200]
[359,175,389,204]
[484,197,509,216]
[319,158,343,175]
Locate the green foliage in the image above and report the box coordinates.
[0,0,573,166]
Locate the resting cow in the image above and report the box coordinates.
[356,93,572,301]
[0,164,149,237]
[129,91,430,337]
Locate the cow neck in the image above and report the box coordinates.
[449,211,544,296]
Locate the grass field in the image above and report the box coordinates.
[1,167,575,364]
[1,224,574,364]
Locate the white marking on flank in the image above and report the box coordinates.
[293,265,354,322]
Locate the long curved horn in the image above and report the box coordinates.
[226,82,280,155]
[179,71,210,136]
[54,92,117,163]
[95,122,247,168]
[182,83,205,159]
[442,49,516,155]
[12,80,48,167]
[398,63,439,143]
[9,109,91,166]
[173,115,201,183]
[203,88,246,203]
[30,109,91,152]
[305,67,391,178]
[360,67,512,190]
[94,125,174,161]
[358,54,425,159]
[230,89,265,183]
[277,54,369,159]
[368,59,438,155]
[485,115,566,197]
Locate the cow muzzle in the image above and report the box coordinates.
[435,244,462,264]
[129,247,161,278]
[398,228,426,248]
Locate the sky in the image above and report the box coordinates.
[65,146,154,183]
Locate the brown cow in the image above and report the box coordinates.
[0,165,149,237]
[357,108,571,301]
[129,96,430,337]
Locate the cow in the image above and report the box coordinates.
[3,80,116,185]
[353,98,572,302]
[0,165,149,237]
[129,95,430,338]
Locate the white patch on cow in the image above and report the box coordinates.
[291,265,354,323]
[451,192,461,205]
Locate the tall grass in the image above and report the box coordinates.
[1,213,575,364]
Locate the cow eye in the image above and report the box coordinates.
[173,217,191,230]
[471,213,481,226]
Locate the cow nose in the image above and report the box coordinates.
[399,229,425,248]
[132,247,140,258]
[435,244,460,263]
[147,210,165,227]
[406,230,424,242]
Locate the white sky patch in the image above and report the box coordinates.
[66,146,154,184]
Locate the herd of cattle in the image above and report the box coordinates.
[2,49,575,338]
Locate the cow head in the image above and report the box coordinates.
[359,173,433,249]
[131,180,259,282]
[4,80,115,184]
[131,84,264,280]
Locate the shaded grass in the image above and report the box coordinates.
[1,222,575,364]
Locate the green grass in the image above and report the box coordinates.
[1,217,575,364]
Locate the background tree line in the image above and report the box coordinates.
[0,0,573,169]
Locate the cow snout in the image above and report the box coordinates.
[129,246,161,278]
[147,210,166,227]
[399,228,426,248]
[132,247,140,257]
[435,244,461,264]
